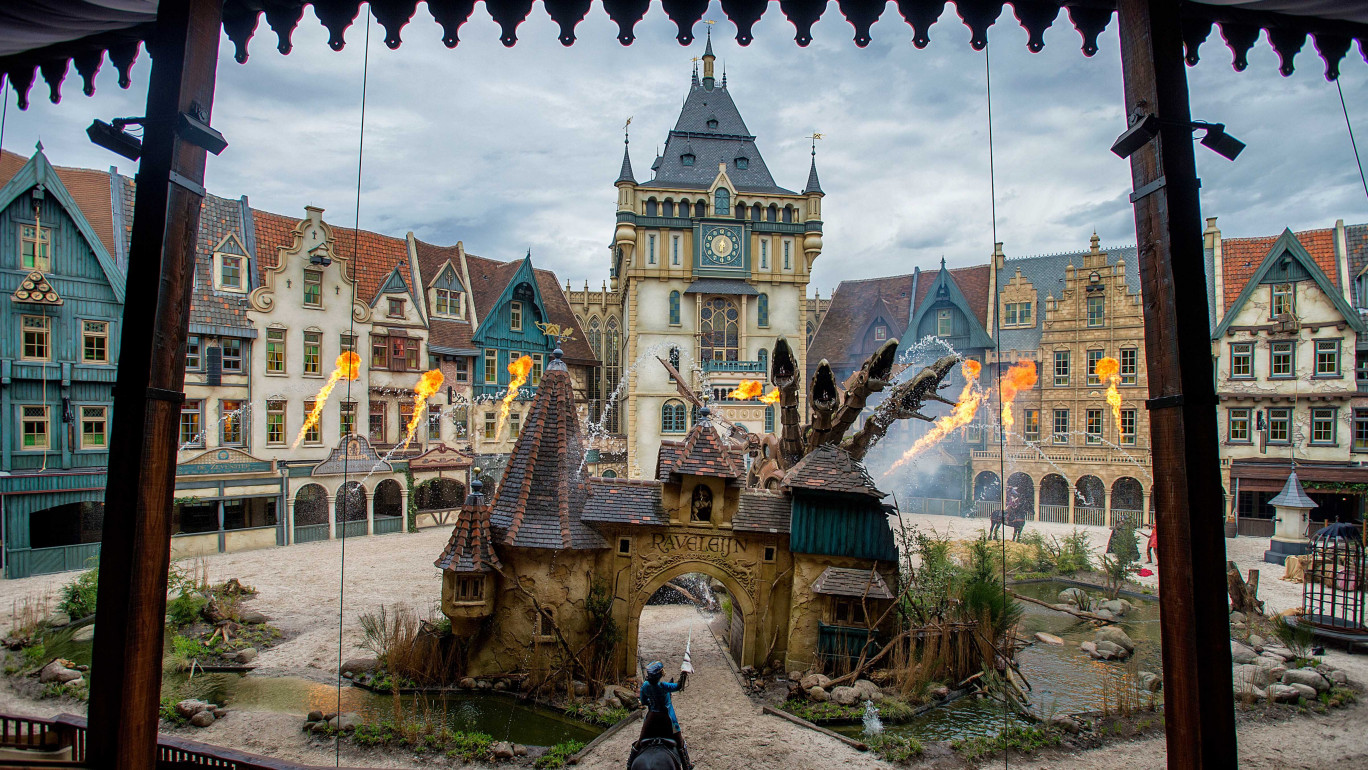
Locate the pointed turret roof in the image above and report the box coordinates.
[1269,471,1317,510]
[804,154,823,195]
[617,141,636,184]
[489,351,608,550]
[434,481,503,573]
[783,444,885,499]
[658,408,746,480]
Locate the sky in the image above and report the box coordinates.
[4,3,1367,298]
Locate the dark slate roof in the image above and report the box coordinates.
[996,244,1140,353]
[734,491,791,534]
[661,419,746,480]
[489,366,607,550]
[812,566,894,600]
[685,278,758,295]
[583,478,667,525]
[1348,224,1368,322]
[1269,471,1317,510]
[807,274,916,374]
[657,441,684,482]
[617,143,636,184]
[804,157,822,195]
[188,193,256,336]
[433,494,503,573]
[783,444,886,499]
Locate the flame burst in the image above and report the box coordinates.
[292,352,361,449]
[885,360,987,475]
[401,369,446,450]
[729,380,764,400]
[759,389,781,404]
[1096,356,1123,427]
[497,355,534,439]
[999,361,1039,441]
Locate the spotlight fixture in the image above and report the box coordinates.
[86,118,143,161]
[177,111,228,155]
[1194,121,1245,161]
[1110,113,1159,159]
[1111,112,1246,161]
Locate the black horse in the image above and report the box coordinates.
[628,711,686,770]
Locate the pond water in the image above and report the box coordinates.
[834,579,1162,742]
[42,628,602,747]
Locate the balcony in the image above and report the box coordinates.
[971,446,1151,466]
[702,359,766,374]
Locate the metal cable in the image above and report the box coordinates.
[1337,77,1368,208]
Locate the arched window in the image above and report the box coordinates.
[782,205,794,223]
[765,405,775,433]
[758,348,768,373]
[757,293,769,327]
[767,204,778,223]
[807,320,815,346]
[690,485,713,522]
[605,318,621,433]
[645,198,658,217]
[694,201,706,218]
[602,469,618,478]
[699,297,740,362]
[751,203,762,221]
[587,316,603,423]
[715,188,730,216]
[663,199,675,217]
[735,203,745,219]
[662,399,687,433]
[669,291,681,325]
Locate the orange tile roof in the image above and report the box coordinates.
[1221,228,1339,310]
[0,149,117,259]
[251,208,412,303]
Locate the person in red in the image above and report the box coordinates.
[1145,521,1158,564]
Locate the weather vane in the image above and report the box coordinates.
[535,321,576,345]
[807,132,824,154]
[624,116,632,143]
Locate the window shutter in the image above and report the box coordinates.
[206,346,222,386]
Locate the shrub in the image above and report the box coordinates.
[869,733,925,762]
[59,561,100,620]
[534,739,586,768]
[166,592,208,628]
[22,643,47,669]
[952,724,1063,760]
[159,696,188,726]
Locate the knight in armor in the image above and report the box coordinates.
[628,656,692,769]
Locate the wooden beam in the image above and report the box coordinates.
[86,0,223,766]
[1115,1,1238,767]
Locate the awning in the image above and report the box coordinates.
[811,566,894,600]
[684,278,759,296]
[1231,460,1368,493]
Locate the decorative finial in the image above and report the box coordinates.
[941,256,946,268]
[553,348,564,360]
[624,116,632,145]
[35,140,43,152]
[806,132,824,155]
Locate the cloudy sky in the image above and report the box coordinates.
[5,3,1367,296]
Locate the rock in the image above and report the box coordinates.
[1288,683,1318,700]
[1248,634,1265,650]
[307,710,324,723]
[1093,640,1130,660]
[493,680,507,691]
[1229,611,1247,625]
[572,680,588,697]
[853,679,881,700]
[175,699,212,719]
[741,665,757,677]
[46,611,71,627]
[311,720,331,733]
[1100,600,1128,616]
[1282,669,1330,692]
[808,686,828,702]
[189,711,215,728]
[1139,672,1162,692]
[608,685,640,709]
[71,626,95,643]
[477,680,494,691]
[1260,648,1292,663]
[39,660,83,684]
[340,658,377,676]
[1317,665,1348,687]
[788,670,802,682]
[830,686,861,706]
[1035,632,1065,646]
[1080,641,1098,657]
[800,673,831,691]
[1058,587,1087,605]
[1094,608,1115,620]
[599,694,622,709]
[930,685,951,700]
[1096,626,1136,652]
[492,741,515,759]
[1235,663,1284,688]
[330,713,361,732]
[1230,642,1259,664]
[234,647,258,664]
[514,744,529,757]
[238,610,269,625]
[1266,684,1300,703]
[1049,715,1082,734]
[459,677,476,689]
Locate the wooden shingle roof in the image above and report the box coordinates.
[783,444,886,499]
[433,489,502,573]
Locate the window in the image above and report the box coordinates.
[714,187,729,216]
[648,234,656,265]
[484,412,496,440]
[663,200,675,218]
[484,349,498,383]
[509,411,521,439]
[1311,407,1337,445]
[1004,301,1032,327]
[399,402,415,442]
[672,235,681,266]
[937,309,952,337]
[219,255,244,291]
[302,400,322,444]
[1267,408,1292,444]
[1271,283,1294,317]
[186,336,202,370]
[1053,350,1070,386]
[1359,353,1368,388]
[266,329,286,374]
[1087,295,1105,327]
[1270,341,1294,378]
[699,298,740,362]
[536,609,555,638]
[21,405,49,450]
[681,153,695,166]
[427,409,441,441]
[646,199,658,217]
[265,400,286,445]
[180,401,203,447]
[387,298,405,318]
[1023,410,1040,442]
[758,294,769,328]
[618,537,631,556]
[303,331,322,376]
[1230,343,1253,379]
[20,224,50,271]
[1355,410,1368,451]
[1120,409,1137,446]
[389,337,419,371]
[1087,350,1104,385]
[221,400,244,446]
[669,291,681,325]
[455,358,469,383]
[833,599,867,627]
[221,339,243,373]
[1228,408,1251,443]
[783,240,791,269]
[532,353,544,386]
[874,325,887,341]
[340,402,357,436]
[662,400,687,433]
[82,321,109,363]
[510,301,523,331]
[457,576,484,601]
[690,485,713,522]
[451,406,468,438]
[760,240,768,269]
[1086,409,1102,444]
[782,206,794,224]
[340,333,356,355]
[74,406,106,450]
[1315,339,1340,376]
[21,315,50,361]
[765,405,775,433]
[303,269,322,306]
[369,402,386,443]
[1120,348,1137,385]
[1052,409,1069,444]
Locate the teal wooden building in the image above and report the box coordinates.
[0,148,127,578]
[471,254,561,402]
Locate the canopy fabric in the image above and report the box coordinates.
[0,0,1365,109]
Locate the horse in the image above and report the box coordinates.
[628,710,686,770]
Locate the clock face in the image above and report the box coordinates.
[702,226,742,266]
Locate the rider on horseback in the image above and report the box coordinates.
[629,654,693,769]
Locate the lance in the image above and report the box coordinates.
[681,629,694,673]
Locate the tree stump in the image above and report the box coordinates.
[1226,560,1265,616]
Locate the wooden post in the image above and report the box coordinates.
[87,0,223,766]
[1116,0,1238,767]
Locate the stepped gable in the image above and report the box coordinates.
[783,444,885,499]
[488,353,607,550]
[661,413,745,480]
[434,482,502,572]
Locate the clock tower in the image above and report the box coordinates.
[579,30,826,479]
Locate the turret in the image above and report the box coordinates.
[702,28,716,89]
[435,473,502,633]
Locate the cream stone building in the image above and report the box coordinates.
[578,35,824,480]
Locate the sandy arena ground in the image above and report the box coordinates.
[0,516,1363,768]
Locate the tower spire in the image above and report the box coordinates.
[702,23,716,88]
[617,116,636,184]
[804,132,824,195]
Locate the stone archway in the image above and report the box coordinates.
[625,559,758,677]
[1111,477,1144,526]
[1007,472,1035,518]
[293,483,328,543]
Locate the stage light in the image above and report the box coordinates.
[1113,113,1246,162]
[86,119,142,161]
[177,111,228,155]
[1110,113,1159,159]
[1197,123,1245,161]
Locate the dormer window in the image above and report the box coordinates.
[1271,283,1295,317]
[510,300,523,331]
[435,288,465,319]
[681,153,695,166]
[20,224,50,271]
[303,269,322,307]
[388,298,405,318]
[706,118,718,129]
[734,157,749,170]
[218,254,245,292]
[874,325,887,341]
